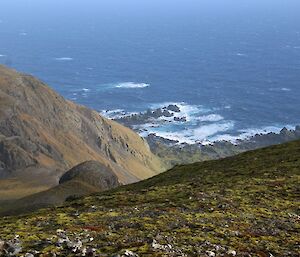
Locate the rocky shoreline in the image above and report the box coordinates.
[104,104,300,167]
[146,126,300,167]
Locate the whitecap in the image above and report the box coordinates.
[115,82,150,89]
[82,88,91,92]
[211,125,296,144]
[54,57,73,61]
[196,114,224,122]
[238,125,294,137]
[0,54,5,57]
[126,102,231,144]
[192,122,235,141]
[210,134,240,143]
[236,53,247,57]
[269,87,291,92]
[139,121,234,145]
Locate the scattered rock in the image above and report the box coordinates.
[0,240,5,254]
[1,235,22,256]
[167,104,181,113]
[227,249,237,256]
[174,116,187,122]
[152,239,173,253]
[69,238,82,253]
[162,110,174,117]
[123,250,139,257]
[82,246,96,257]
[206,250,216,257]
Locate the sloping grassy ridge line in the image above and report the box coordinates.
[0,140,299,256]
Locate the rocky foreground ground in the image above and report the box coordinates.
[0,140,299,256]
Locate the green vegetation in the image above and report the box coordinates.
[1,140,300,256]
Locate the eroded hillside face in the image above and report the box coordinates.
[0,65,164,200]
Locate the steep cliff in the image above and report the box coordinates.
[0,65,164,200]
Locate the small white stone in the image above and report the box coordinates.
[228,250,237,256]
[206,250,216,257]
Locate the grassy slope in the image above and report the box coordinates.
[0,140,299,256]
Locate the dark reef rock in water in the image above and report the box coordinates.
[167,104,181,113]
[114,105,182,127]
[174,116,187,122]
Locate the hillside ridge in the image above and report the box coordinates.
[0,65,164,200]
[0,140,299,256]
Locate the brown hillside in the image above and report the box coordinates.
[0,65,164,200]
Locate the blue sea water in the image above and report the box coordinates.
[0,0,300,143]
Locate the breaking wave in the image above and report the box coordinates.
[114,82,150,89]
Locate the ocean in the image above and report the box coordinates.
[1,0,300,144]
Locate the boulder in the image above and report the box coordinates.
[59,161,120,190]
[174,117,187,122]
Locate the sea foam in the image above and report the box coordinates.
[135,102,234,144]
[269,87,291,92]
[211,125,296,144]
[115,82,150,89]
[143,121,234,145]
[197,114,224,122]
[54,57,73,61]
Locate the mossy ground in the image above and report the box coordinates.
[0,141,300,256]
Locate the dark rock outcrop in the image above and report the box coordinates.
[167,104,180,113]
[59,161,120,190]
[0,161,122,215]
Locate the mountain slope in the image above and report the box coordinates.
[0,65,164,200]
[0,161,121,215]
[0,140,299,256]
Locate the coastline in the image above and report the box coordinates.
[101,103,299,145]
[101,104,300,167]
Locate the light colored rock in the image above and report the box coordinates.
[69,238,82,253]
[206,251,216,257]
[0,240,5,254]
[228,250,237,256]
[124,250,139,257]
[5,235,22,256]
